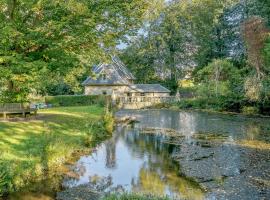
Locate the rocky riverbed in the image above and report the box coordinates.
[171,134,270,199]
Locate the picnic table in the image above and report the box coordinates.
[0,103,37,119]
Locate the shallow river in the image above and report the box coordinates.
[8,109,270,200]
[60,109,270,200]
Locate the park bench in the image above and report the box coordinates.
[0,103,37,119]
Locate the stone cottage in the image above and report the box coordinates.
[82,57,170,99]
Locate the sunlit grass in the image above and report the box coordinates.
[0,105,105,195]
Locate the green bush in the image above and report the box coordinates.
[178,87,196,98]
[242,106,259,115]
[177,98,210,109]
[102,193,170,200]
[0,162,13,196]
[84,122,108,147]
[150,102,170,109]
[102,110,115,134]
[45,95,108,107]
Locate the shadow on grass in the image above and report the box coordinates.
[0,107,106,197]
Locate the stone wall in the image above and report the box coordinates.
[84,85,128,96]
[84,86,170,97]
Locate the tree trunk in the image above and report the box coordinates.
[8,80,14,91]
[8,0,17,21]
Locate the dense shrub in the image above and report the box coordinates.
[242,106,259,115]
[102,193,170,200]
[216,95,244,112]
[0,162,13,196]
[102,110,115,134]
[45,95,108,107]
[178,87,196,98]
[177,98,213,110]
[84,121,109,147]
[258,100,270,115]
[177,95,245,112]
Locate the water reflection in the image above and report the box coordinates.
[117,109,270,142]
[64,125,204,199]
[64,110,270,199]
[105,137,117,169]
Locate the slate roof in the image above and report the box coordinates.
[129,84,170,93]
[82,56,135,86]
[82,57,170,94]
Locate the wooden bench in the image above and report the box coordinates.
[0,103,37,119]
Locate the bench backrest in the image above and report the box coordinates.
[0,103,30,112]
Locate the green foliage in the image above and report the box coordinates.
[196,60,245,112]
[45,95,107,107]
[102,110,115,134]
[0,105,106,195]
[177,98,214,110]
[0,162,13,196]
[119,0,270,114]
[242,106,259,115]
[121,0,237,93]
[0,0,155,101]
[84,121,109,147]
[177,94,244,112]
[102,193,170,200]
[195,59,243,98]
[45,81,74,96]
[263,37,270,71]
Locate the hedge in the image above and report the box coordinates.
[45,95,108,107]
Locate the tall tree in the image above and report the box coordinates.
[0,0,153,101]
[242,17,269,79]
[121,0,235,92]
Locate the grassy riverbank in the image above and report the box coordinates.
[0,105,109,196]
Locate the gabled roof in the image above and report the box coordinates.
[82,56,135,86]
[129,84,170,93]
[111,56,135,80]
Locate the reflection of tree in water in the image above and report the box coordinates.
[121,130,204,199]
[123,109,270,141]
[133,167,204,200]
[123,130,176,156]
[105,140,116,169]
[105,126,124,169]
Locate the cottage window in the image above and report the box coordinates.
[140,93,145,96]
[101,73,107,80]
[102,91,107,95]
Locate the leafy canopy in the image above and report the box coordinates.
[0,0,153,102]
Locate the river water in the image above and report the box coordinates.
[60,109,270,200]
[7,109,270,200]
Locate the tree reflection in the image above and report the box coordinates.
[105,127,124,169]
[105,140,116,169]
[121,130,204,199]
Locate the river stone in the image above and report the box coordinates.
[57,185,101,200]
[175,141,270,199]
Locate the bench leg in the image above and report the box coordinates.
[3,112,6,119]
[22,111,26,118]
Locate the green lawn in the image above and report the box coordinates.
[0,105,106,195]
